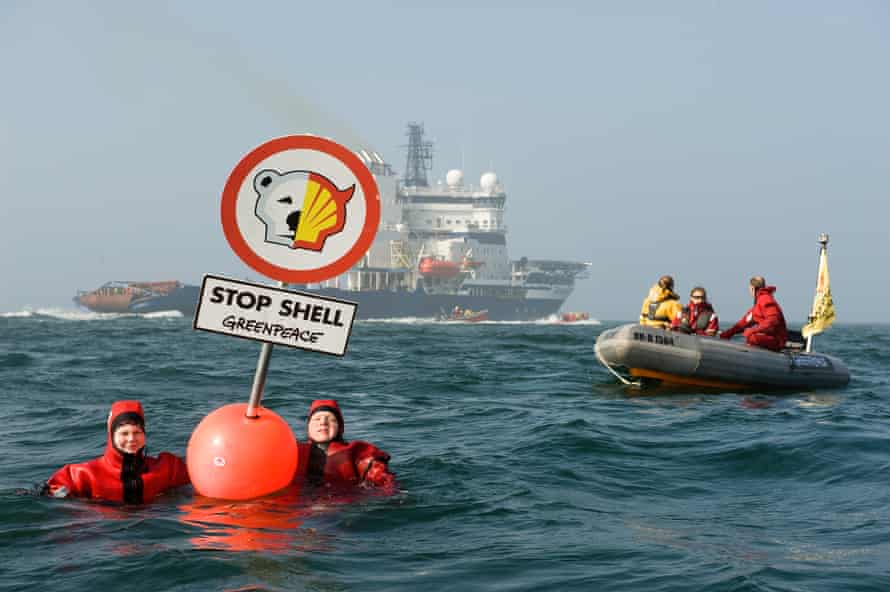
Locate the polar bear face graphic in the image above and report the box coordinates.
[253,169,309,248]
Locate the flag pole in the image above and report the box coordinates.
[805,233,829,353]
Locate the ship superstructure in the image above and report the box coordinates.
[301,123,590,321]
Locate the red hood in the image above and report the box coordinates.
[103,400,145,468]
[755,286,777,300]
[307,399,345,441]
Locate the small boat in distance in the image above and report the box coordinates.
[560,312,590,323]
[73,281,199,315]
[441,306,489,322]
[595,234,849,391]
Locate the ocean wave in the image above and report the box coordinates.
[0,310,36,318]
[1,308,184,321]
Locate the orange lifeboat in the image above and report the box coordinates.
[418,257,460,279]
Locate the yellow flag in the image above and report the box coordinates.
[801,247,835,338]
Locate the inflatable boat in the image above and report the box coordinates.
[595,323,850,390]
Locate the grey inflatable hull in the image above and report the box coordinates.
[595,324,850,390]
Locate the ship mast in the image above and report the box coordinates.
[403,122,433,188]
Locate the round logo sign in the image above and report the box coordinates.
[221,135,380,283]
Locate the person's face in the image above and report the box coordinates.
[113,423,145,454]
[690,291,706,304]
[308,411,339,443]
[749,284,756,297]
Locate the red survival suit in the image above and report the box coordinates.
[293,400,395,490]
[720,286,788,351]
[45,401,190,503]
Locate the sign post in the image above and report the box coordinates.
[187,135,380,500]
[247,329,275,419]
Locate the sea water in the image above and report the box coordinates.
[1,311,888,591]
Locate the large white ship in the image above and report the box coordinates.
[73,124,589,320]
[296,123,590,321]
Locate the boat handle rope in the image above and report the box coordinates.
[595,346,641,387]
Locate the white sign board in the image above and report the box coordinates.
[193,275,357,356]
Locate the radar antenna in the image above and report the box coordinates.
[403,122,433,187]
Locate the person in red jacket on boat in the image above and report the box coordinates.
[719,276,788,351]
[671,286,719,336]
[44,400,190,503]
[293,399,395,490]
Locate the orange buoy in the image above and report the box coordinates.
[187,403,298,500]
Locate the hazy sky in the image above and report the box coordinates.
[2,1,887,323]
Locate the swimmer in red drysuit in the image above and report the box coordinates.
[293,399,395,491]
[44,400,190,503]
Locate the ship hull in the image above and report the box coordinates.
[76,283,562,321]
[296,287,563,321]
[127,285,202,315]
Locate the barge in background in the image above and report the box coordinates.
[73,281,199,315]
